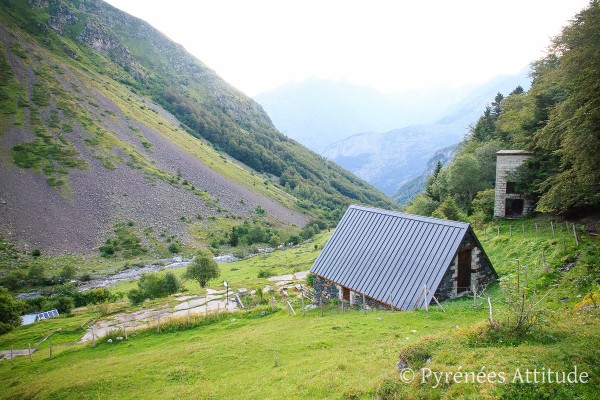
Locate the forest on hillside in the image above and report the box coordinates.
[405,0,600,222]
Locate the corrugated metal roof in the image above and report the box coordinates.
[310,205,471,310]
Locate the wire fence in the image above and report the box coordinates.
[480,220,584,246]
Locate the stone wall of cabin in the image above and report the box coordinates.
[434,231,497,302]
[312,275,387,309]
[313,275,339,303]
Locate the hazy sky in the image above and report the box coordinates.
[105,0,589,96]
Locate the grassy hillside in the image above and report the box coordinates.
[0,0,395,227]
[0,217,597,399]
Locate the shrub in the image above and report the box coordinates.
[58,265,77,283]
[288,235,300,245]
[162,272,182,294]
[52,295,75,313]
[0,269,27,290]
[100,222,147,258]
[168,241,181,254]
[257,269,274,278]
[306,273,315,287]
[301,226,315,240]
[269,235,281,248]
[128,272,182,305]
[0,287,25,334]
[27,263,47,286]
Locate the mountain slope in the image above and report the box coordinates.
[392,145,457,204]
[0,0,395,254]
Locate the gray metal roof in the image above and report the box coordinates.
[310,205,471,310]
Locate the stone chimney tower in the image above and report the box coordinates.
[494,150,535,218]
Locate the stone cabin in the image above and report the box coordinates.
[494,150,536,218]
[310,205,497,310]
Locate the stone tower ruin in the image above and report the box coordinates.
[494,150,535,218]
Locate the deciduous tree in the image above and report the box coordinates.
[184,250,220,288]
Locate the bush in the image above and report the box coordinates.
[257,269,274,278]
[0,287,25,334]
[301,226,315,240]
[168,241,181,254]
[269,235,281,248]
[162,272,182,294]
[0,269,27,290]
[128,272,182,305]
[27,263,47,286]
[22,286,119,314]
[100,222,148,258]
[52,295,75,313]
[58,265,77,283]
[306,273,315,287]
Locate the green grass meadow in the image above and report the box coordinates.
[0,218,598,399]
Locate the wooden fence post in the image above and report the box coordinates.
[286,301,296,316]
[49,338,53,360]
[28,342,32,362]
[522,224,526,239]
[510,225,512,237]
[389,291,394,311]
[497,226,500,236]
[10,347,13,363]
[542,250,548,273]
[551,221,555,236]
[487,297,495,327]
[516,260,520,291]
[423,285,429,313]
[362,293,366,314]
[535,223,539,237]
[157,315,161,333]
[320,297,323,317]
[301,292,305,316]
[573,224,579,246]
[92,327,96,348]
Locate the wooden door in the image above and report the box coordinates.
[342,287,350,301]
[457,250,471,294]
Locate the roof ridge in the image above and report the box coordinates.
[348,204,470,229]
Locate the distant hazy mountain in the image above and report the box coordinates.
[254,78,475,153]
[321,71,532,196]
